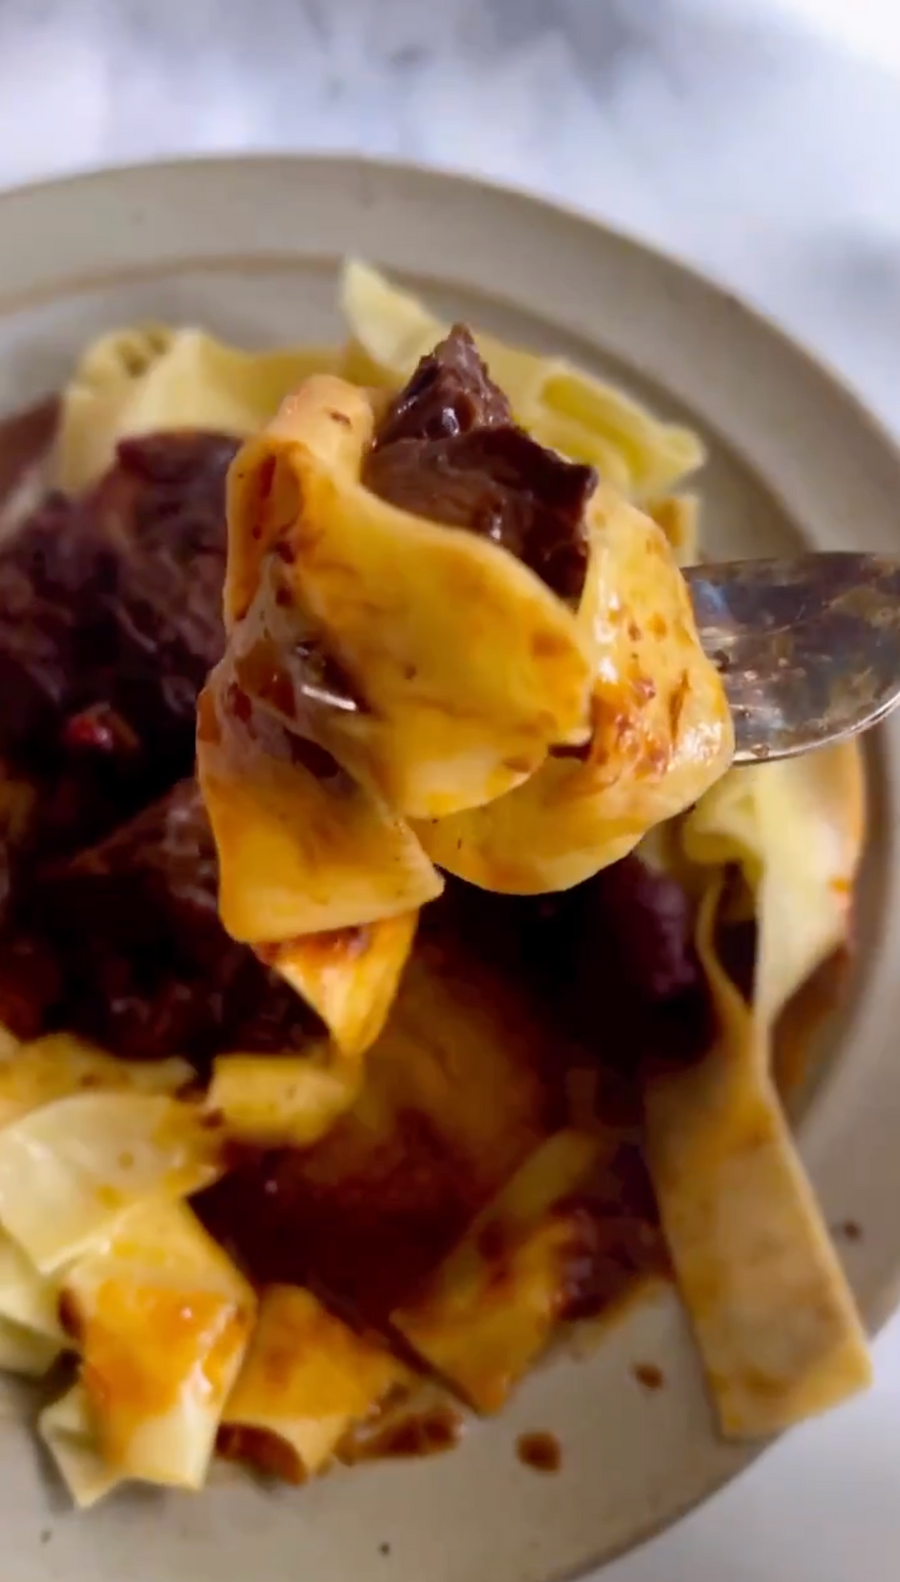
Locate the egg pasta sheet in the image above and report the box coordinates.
[56,325,341,493]
[645,744,871,1436]
[220,1284,406,1483]
[0,1044,251,1505]
[393,1130,603,1412]
[58,1198,254,1490]
[418,481,732,892]
[40,1385,125,1510]
[0,1034,204,1401]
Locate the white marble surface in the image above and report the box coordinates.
[1,0,899,437]
[1,0,900,1577]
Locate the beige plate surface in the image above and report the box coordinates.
[0,156,899,1582]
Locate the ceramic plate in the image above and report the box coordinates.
[1,156,899,1582]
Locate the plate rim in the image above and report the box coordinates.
[2,148,899,468]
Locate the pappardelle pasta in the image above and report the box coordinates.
[0,261,869,1510]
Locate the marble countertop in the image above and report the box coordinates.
[1,0,899,438]
[1,0,900,1577]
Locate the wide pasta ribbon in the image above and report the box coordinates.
[0,1031,204,1395]
[220,1285,405,1483]
[418,482,732,892]
[643,744,871,1437]
[55,323,340,492]
[0,1035,253,1506]
[393,1130,602,1412]
[40,1199,255,1503]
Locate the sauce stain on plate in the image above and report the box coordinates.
[516,1431,562,1474]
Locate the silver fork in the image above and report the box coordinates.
[687,553,900,762]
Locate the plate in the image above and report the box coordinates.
[1,155,899,1582]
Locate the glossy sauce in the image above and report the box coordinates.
[217,1424,306,1485]
[195,884,672,1330]
[631,1362,665,1391]
[516,1431,562,1473]
[344,1405,465,1463]
[834,1220,863,1243]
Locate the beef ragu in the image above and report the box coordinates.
[0,274,868,1518]
[0,402,686,1365]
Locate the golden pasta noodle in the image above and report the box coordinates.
[0,1092,222,1273]
[394,1131,601,1412]
[40,1385,126,1510]
[60,1199,254,1489]
[221,1285,406,1483]
[56,324,341,492]
[418,484,733,891]
[644,744,869,1436]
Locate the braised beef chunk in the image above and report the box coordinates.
[0,429,327,1064]
[4,781,319,1066]
[372,325,513,445]
[363,326,596,603]
[0,431,236,803]
[423,856,710,1073]
[0,932,62,1042]
[0,488,87,759]
[585,857,703,1004]
[552,1147,669,1321]
[541,856,712,1070]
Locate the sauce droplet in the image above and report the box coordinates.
[516,1431,562,1474]
[632,1362,664,1391]
[834,1219,863,1243]
[346,1405,465,1462]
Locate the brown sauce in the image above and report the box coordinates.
[195,908,570,1323]
[217,1424,306,1484]
[833,1220,863,1243]
[516,1431,562,1473]
[553,1168,669,1323]
[632,1362,665,1391]
[194,880,674,1331]
[344,1406,465,1463]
